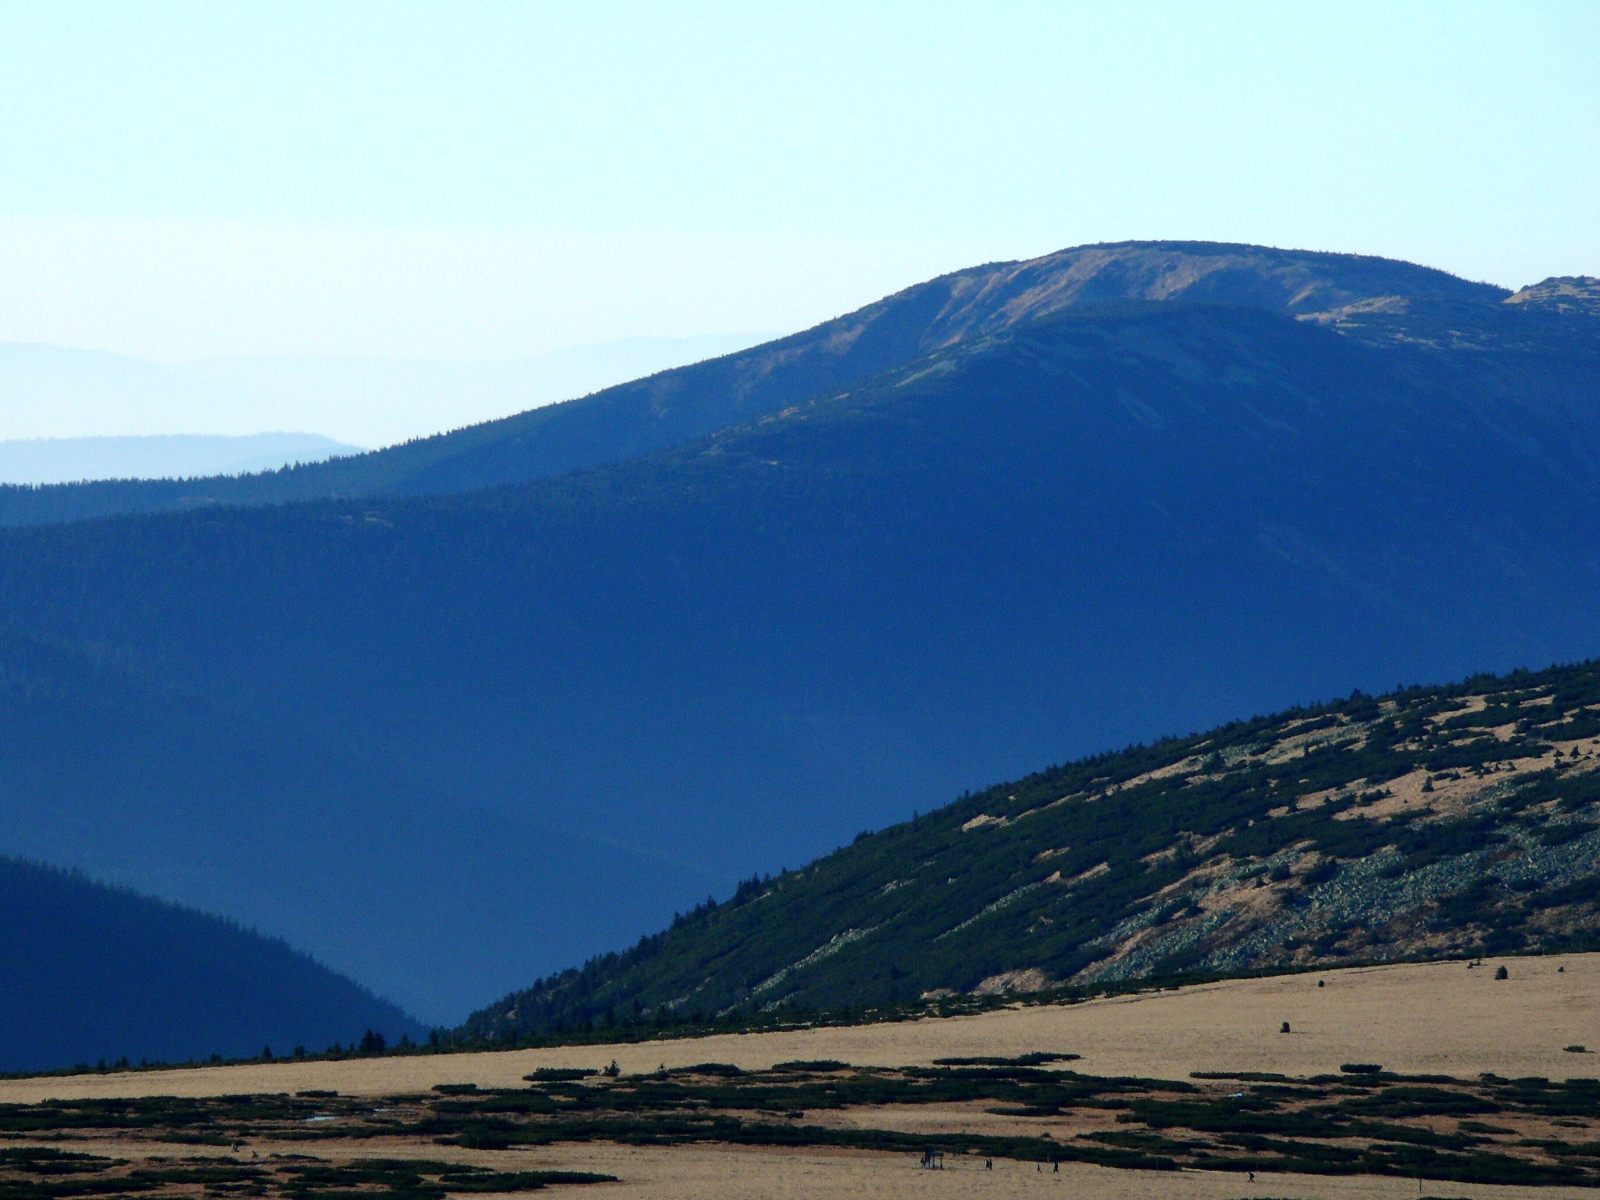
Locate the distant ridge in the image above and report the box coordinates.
[0,432,361,485]
[0,241,1558,528]
[0,856,423,1073]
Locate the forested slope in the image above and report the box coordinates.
[0,857,422,1073]
[466,660,1600,1038]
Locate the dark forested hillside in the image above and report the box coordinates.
[0,241,1531,528]
[465,660,1600,1039]
[0,857,422,1073]
[0,624,726,1026]
[0,245,1596,1022]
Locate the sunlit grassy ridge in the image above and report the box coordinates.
[469,661,1600,1039]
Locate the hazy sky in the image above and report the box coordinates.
[1,0,1595,369]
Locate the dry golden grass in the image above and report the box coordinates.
[21,1138,1600,1200]
[481,1143,1600,1200]
[5,951,1597,1106]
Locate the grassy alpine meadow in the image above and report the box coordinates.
[4,954,1598,1198]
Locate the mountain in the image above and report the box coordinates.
[0,241,1549,529]
[0,856,423,1073]
[0,433,361,485]
[0,242,1596,1021]
[464,660,1600,1038]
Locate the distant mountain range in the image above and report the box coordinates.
[0,857,422,1073]
[0,433,360,485]
[0,332,767,472]
[465,660,1600,1039]
[0,241,1595,1024]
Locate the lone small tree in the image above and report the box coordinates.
[1280,1021,1291,1034]
[1494,965,1509,980]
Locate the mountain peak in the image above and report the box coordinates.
[0,239,1570,530]
[875,240,1511,355]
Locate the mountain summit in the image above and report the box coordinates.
[878,240,1507,338]
[0,241,1553,528]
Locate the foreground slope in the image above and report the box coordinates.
[6,956,1600,1200]
[0,240,1535,527]
[468,661,1600,1037]
[1,247,1597,1020]
[0,857,422,1073]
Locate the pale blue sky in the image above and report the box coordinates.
[0,2,1595,385]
